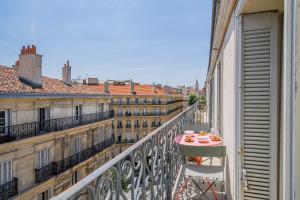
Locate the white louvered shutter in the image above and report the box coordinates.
[241,12,279,200]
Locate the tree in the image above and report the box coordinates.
[198,95,206,109]
[188,94,198,106]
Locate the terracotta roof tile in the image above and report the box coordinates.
[88,84,180,96]
[0,65,105,96]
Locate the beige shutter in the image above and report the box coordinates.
[241,12,279,200]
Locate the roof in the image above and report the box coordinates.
[87,84,180,96]
[0,65,108,98]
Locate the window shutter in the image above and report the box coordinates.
[241,12,279,200]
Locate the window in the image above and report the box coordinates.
[38,189,51,200]
[118,98,122,104]
[0,110,8,134]
[126,98,130,104]
[98,103,104,112]
[0,160,12,185]
[75,105,82,120]
[143,108,147,114]
[38,148,50,168]
[72,137,81,154]
[118,108,122,115]
[72,171,80,185]
[135,98,138,104]
[134,107,139,114]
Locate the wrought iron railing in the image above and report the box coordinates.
[51,104,197,200]
[125,124,131,129]
[167,106,184,115]
[125,112,132,116]
[151,123,162,128]
[0,111,114,144]
[0,177,18,200]
[111,100,184,106]
[35,137,115,183]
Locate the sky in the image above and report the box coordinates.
[0,0,212,88]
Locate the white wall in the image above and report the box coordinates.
[220,14,236,200]
[51,107,73,118]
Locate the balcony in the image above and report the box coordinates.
[116,113,123,117]
[35,137,115,183]
[51,104,201,200]
[0,111,114,144]
[117,124,123,129]
[167,106,183,115]
[142,123,148,128]
[111,100,183,106]
[125,124,131,129]
[0,178,18,200]
[151,122,161,128]
[125,112,132,116]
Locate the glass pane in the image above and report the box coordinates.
[0,111,5,118]
[0,119,5,126]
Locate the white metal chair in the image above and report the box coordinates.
[180,145,226,200]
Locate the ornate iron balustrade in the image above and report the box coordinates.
[35,137,115,183]
[51,104,197,200]
[0,111,114,144]
[0,177,18,200]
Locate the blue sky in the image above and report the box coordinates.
[0,0,211,87]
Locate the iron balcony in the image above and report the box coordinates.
[0,111,114,144]
[35,137,115,183]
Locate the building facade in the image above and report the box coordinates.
[206,0,299,199]
[86,81,186,143]
[0,46,117,200]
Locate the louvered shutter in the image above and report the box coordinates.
[241,12,279,200]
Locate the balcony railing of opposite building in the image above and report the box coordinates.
[0,177,18,200]
[111,100,183,106]
[125,124,131,129]
[51,103,197,200]
[142,123,148,128]
[116,138,136,144]
[117,124,123,129]
[167,106,184,115]
[35,137,115,183]
[151,123,162,128]
[116,113,123,117]
[0,111,114,144]
[125,112,132,116]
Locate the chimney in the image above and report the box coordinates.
[130,80,135,94]
[18,44,43,87]
[62,60,72,85]
[104,81,109,93]
[12,60,19,70]
[152,82,156,93]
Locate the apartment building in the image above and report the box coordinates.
[86,81,186,143]
[0,46,116,200]
[206,0,299,199]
